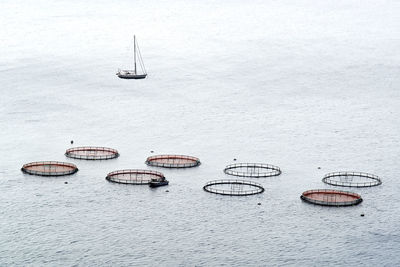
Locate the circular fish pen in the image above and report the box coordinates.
[21,161,78,176]
[301,189,362,206]
[203,180,264,196]
[65,146,119,160]
[146,155,200,168]
[224,163,281,178]
[322,171,382,187]
[106,169,165,185]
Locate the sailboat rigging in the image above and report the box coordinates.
[116,35,147,79]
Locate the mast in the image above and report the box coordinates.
[134,35,137,74]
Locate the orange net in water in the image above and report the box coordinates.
[146,155,200,168]
[301,189,362,206]
[21,161,78,176]
[106,169,165,184]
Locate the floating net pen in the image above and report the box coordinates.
[224,163,281,178]
[146,155,200,168]
[301,189,362,207]
[106,169,165,185]
[322,171,382,187]
[203,180,264,196]
[21,161,78,176]
[65,146,119,160]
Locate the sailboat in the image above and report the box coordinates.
[116,35,147,79]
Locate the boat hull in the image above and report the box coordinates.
[117,73,147,79]
[149,180,169,187]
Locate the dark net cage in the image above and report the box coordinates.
[301,189,362,207]
[146,155,200,168]
[21,161,78,176]
[203,180,265,196]
[65,146,119,160]
[322,171,382,187]
[224,163,281,178]
[106,169,165,184]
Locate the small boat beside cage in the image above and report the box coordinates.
[116,35,147,79]
[149,178,169,188]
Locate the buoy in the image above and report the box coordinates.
[64,181,68,184]
[318,167,321,169]
[233,158,237,161]
[150,150,154,153]
[257,202,261,205]
[361,213,365,217]
[70,140,74,144]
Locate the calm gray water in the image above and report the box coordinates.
[1,0,400,266]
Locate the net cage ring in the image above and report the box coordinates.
[21,161,78,176]
[145,154,201,168]
[300,189,362,207]
[224,163,281,178]
[106,169,165,185]
[322,171,382,187]
[65,146,119,160]
[203,179,265,196]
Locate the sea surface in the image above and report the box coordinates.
[1,0,400,266]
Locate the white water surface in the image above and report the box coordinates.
[1,0,400,265]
